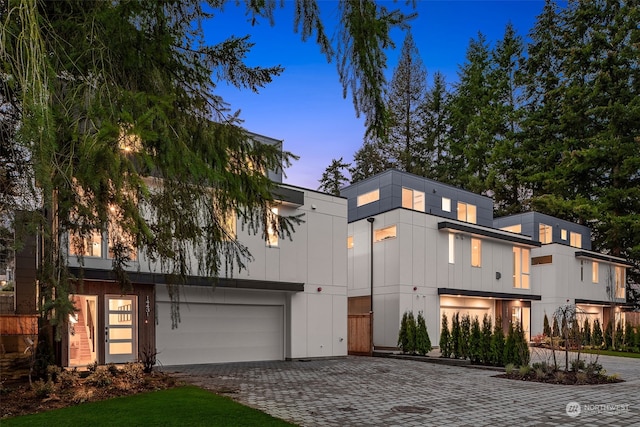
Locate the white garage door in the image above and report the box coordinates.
[156,303,284,365]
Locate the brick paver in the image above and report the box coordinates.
[163,353,639,427]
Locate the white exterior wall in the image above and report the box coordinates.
[348,209,537,348]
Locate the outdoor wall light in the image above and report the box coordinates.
[413,286,417,291]
[496,272,502,280]
[317,287,322,292]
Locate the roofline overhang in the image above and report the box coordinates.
[438,221,541,247]
[68,267,304,292]
[574,251,634,267]
[575,298,630,308]
[438,288,542,301]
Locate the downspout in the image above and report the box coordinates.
[367,217,375,353]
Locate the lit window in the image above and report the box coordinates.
[457,202,477,224]
[513,247,530,289]
[213,198,237,241]
[448,233,455,264]
[592,261,599,283]
[108,204,138,261]
[615,266,625,299]
[539,223,552,244]
[402,188,425,212]
[347,236,354,249]
[442,197,451,212]
[570,232,582,248]
[267,207,278,247]
[561,229,567,240]
[500,224,522,234]
[357,189,380,207]
[69,230,103,257]
[118,126,142,153]
[471,238,481,267]
[374,225,396,242]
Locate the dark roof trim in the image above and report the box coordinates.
[438,288,542,301]
[68,268,304,292]
[437,221,541,247]
[272,186,304,207]
[574,251,634,267]
[574,298,629,307]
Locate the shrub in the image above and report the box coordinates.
[122,362,145,384]
[490,320,505,366]
[480,314,492,364]
[460,314,471,360]
[33,379,55,398]
[551,316,560,337]
[398,311,417,354]
[514,323,530,366]
[139,346,158,373]
[585,361,603,376]
[107,363,119,376]
[592,319,603,348]
[518,365,531,377]
[535,367,546,380]
[543,313,551,337]
[582,318,591,347]
[503,323,516,366]
[614,321,624,350]
[415,311,431,355]
[439,313,452,358]
[570,358,586,372]
[87,366,113,387]
[554,371,565,383]
[623,322,633,351]
[57,368,80,389]
[451,313,461,359]
[504,363,515,375]
[575,372,588,384]
[469,316,482,364]
[604,320,613,349]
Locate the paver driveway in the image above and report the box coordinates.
[164,353,639,427]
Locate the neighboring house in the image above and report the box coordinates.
[342,170,630,349]
[7,133,348,367]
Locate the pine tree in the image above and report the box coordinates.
[385,32,428,173]
[439,313,452,358]
[416,71,449,180]
[349,139,390,183]
[318,158,350,196]
[415,311,432,355]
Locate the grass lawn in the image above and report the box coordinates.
[2,386,297,427]
[579,348,640,359]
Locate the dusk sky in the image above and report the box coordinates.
[208,1,552,190]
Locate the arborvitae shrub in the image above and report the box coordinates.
[514,323,530,366]
[469,316,482,364]
[451,313,461,359]
[592,319,603,348]
[398,311,410,353]
[623,322,633,351]
[460,314,471,360]
[543,313,551,337]
[490,320,505,367]
[604,320,613,350]
[439,313,452,358]
[614,321,624,351]
[552,316,560,337]
[503,322,516,366]
[582,318,591,347]
[415,311,431,355]
[480,314,493,365]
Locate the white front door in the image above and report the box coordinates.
[105,295,137,364]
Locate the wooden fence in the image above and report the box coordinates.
[348,313,372,356]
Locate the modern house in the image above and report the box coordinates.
[342,170,630,349]
[2,133,348,367]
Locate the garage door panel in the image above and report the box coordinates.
[157,303,284,365]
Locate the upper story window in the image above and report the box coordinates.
[513,247,530,289]
[457,202,477,224]
[471,238,481,267]
[347,236,354,249]
[561,229,567,240]
[374,225,396,242]
[615,266,625,299]
[357,189,380,207]
[266,207,278,247]
[118,126,142,153]
[442,197,451,212]
[69,230,103,258]
[402,188,425,212]
[539,223,552,244]
[448,233,455,264]
[107,204,138,261]
[592,261,599,283]
[570,232,582,248]
[500,224,522,234]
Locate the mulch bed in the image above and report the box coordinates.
[494,370,624,385]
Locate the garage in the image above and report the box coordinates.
[156,302,285,366]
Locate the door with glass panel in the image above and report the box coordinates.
[105,296,137,364]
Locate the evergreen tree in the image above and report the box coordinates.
[552,316,560,337]
[415,311,432,355]
[543,313,551,337]
[385,32,428,173]
[318,158,350,196]
[592,319,604,348]
[451,313,461,359]
[614,321,624,351]
[623,322,633,351]
[582,318,591,347]
[349,139,390,183]
[480,314,493,365]
[503,322,516,366]
[416,72,449,180]
[460,314,471,360]
[490,320,505,367]
[398,311,410,353]
[514,322,530,366]
[469,316,482,364]
[439,313,452,358]
[604,320,613,350]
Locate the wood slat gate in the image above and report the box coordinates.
[348,313,372,356]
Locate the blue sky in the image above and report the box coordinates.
[207,1,548,190]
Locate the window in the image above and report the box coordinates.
[374,225,396,242]
[108,204,138,261]
[592,261,599,283]
[347,236,354,249]
[570,232,582,248]
[118,127,142,153]
[513,247,530,289]
[531,255,552,265]
[357,189,379,207]
[448,233,455,264]
[457,202,477,224]
[501,224,522,234]
[267,207,278,247]
[213,197,237,242]
[539,223,552,244]
[69,230,103,257]
[402,188,425,211]
[561,229,567,240]
[471,238,481,267]
[442,197,451,212]
[615,266,625,299]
